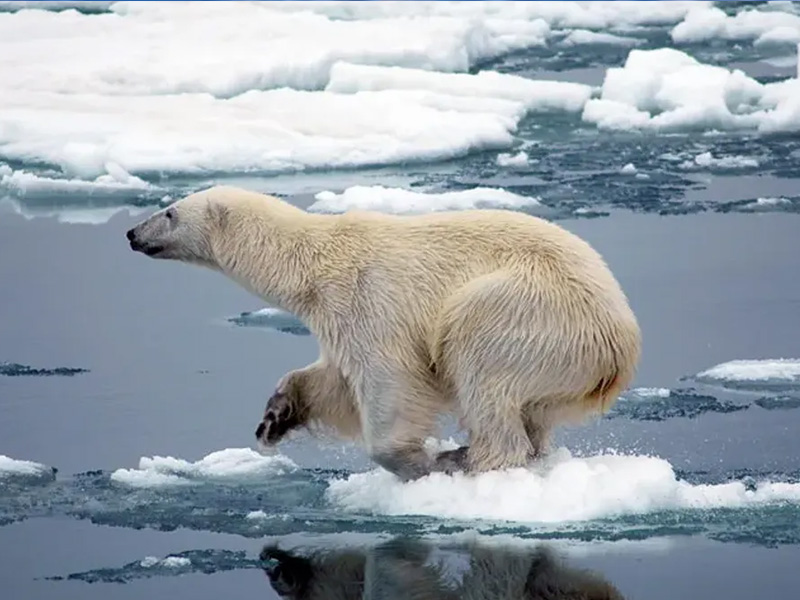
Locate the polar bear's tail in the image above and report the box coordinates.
[581,322,641,416]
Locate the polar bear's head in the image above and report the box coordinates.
[126,187,229,266]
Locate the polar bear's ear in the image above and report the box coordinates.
[207,201,230,229]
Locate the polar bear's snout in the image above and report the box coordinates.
[127,226,164,257]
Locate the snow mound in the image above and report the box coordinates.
[496,151,530,168]
[581,47,800,133]
[109,448,298,488]
[0,454,55,484]
[326,446,800,524]
[671,4,800,47]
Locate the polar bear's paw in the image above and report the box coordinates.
[432,446,469,475]
[255,389,306,445]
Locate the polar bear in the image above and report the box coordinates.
[127,185,640,481]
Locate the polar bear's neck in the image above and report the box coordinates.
[211,200,334,321]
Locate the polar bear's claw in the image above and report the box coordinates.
[256,390,305,445]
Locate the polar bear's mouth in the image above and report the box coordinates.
[130,239,165,257]
[141,244,165,257]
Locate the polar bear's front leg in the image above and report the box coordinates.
[255,359,360,447]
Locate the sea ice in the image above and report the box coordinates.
[671,4,800,47]
[0,455,53,480]
[309,186,541,215]
[110,448,298,488]
[496,151,531,168]
[558,29,641,47]
[582,47,800,133]
[696,359,800,383]
[326,446,800,524]
[679,152,759,170]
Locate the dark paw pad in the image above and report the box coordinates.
[255,391,304,445]
[433,446,469,474]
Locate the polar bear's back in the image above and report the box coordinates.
[349,208,641,418]
[345,208,629,305]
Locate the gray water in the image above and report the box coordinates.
[3,205,800,598]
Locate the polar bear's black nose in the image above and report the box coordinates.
[126,228,136,241]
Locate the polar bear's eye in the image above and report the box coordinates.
[165,208,175,221]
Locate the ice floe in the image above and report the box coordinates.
[694,359,800,392]
[0,455,55,484]
[581,47,800,133]
[110,448,298,488]
[309,185,540,215]
[326,446,800,524]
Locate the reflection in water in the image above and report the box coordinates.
[260,538,624,600]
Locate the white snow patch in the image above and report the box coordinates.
[2,84,527,178]
[326,446,800,524]
[630,387,671,399]
[671,5,800,47]
[496,151,530,168]
[1,164,155,194]
[581,47,800,133]
[327,63,593,113]
[246,510,291,522]
[0,455,52,479]
[0,2,553,97]
[559,29,640,47]
[696,359,800,383]
[268,2,708,31]
[679,152,759,170]
[309,186,540,215]
[140,556,191,569]
[756,26,800,47]
[754,196,791,206]
[162,556,191,568]
[110,448,298,488]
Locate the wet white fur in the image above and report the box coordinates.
[130,186,641,478]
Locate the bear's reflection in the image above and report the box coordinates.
[260,538,624,600]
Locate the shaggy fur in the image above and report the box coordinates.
[260,539,626,600]
[127,185,641,480]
